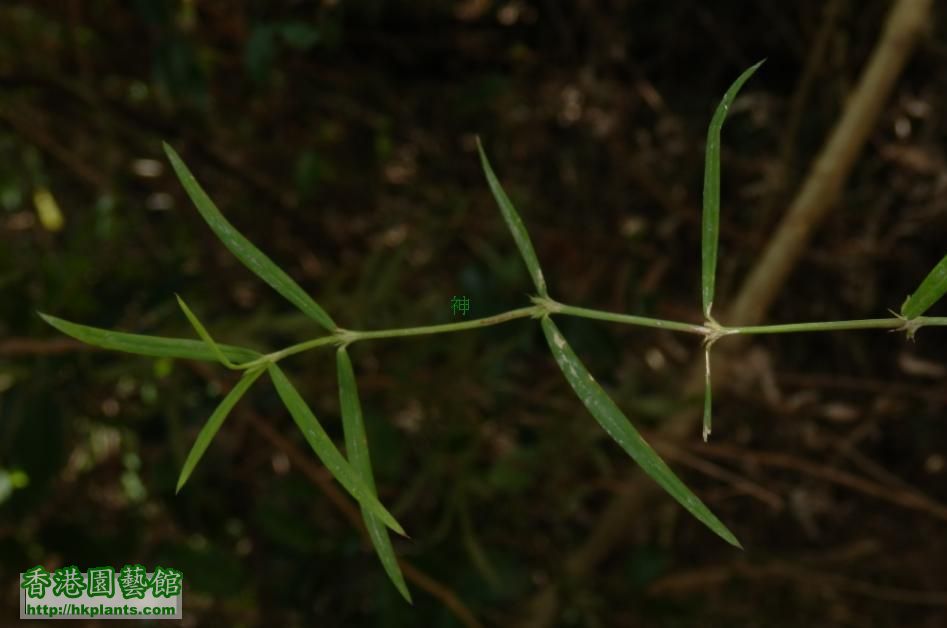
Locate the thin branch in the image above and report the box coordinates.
[0,337,89,356]
[683,440,947,523]
[650,559,947,607]
[242,411,484,628]
[654,441,784,512]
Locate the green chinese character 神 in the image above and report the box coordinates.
[149,566,183,598]
[450,295,470,317]
[20,565,52,599]
[87,566,115,598]
[52,565,86,598]
[118,564,149,599]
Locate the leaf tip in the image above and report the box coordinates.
[475,136,488,164]
[397,579,414,604]
[392,522,410,539]
[37,312,67,334]
[900,294,911,317]
[702,349,713,441]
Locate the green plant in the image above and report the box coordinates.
[40,63,947,601]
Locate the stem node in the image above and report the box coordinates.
[530,295,562,317]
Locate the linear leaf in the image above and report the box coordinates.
[337,348,412,603]
[476,138,548,297]
[703,349,712,442]
[176,367,264,493]
[541,316,741,548]
[702,60,764,319]
[163,143,337,332]
[175,294,241,369]
[901,252,947,319]
[267,363,406,537]
[39,313,261,363]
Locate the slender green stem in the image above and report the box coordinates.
[551,302,709,335]
[259,335,341,364]
[347,306,541,341]
[237,302,947,370]
[726,318,901,334]
[246,305,543,368]
[726,316,947,335]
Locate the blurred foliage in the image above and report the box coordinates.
[2,1,947,626]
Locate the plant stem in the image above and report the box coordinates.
[552,302,709,335]
[243,301,947,368]
[727,316,947,335]
[347,306,542,341]
[256,306,543,365]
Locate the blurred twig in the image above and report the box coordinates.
[679,439,947,523]
[654,440,784,512]
[0,337,88,356]
[762,0,847,222]
[650,557,947,606]
[243,409,484,628]
[0,73,299,211]
[0,105,110,189]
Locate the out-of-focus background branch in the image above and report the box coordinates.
[2,2,947,626]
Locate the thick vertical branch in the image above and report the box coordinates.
[727,0,933,328]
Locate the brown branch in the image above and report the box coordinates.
[400,562,486,628]
[650,559,947,607]
[761,0,847,221]
[243,410,484,628]
[0,337,89,356]
[682,440,947,523]
[654,440,784,512]
[0,106,110,190]
[0,73,300,212]
[243,410,363,528]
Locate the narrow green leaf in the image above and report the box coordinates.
[175,294,241,369]
[337,348,412,603]
[267,363,406,537]
[176,367,264,493]
[702,60,764,319]
[39,313,261,363]
[476,138,548,297]
[541,316,741,548]
[703,348,712,442]
[900,252,947,319]
[163,142,337,332]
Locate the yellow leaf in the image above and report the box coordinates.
[33,188,64,232]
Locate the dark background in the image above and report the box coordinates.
[2,1,947,626]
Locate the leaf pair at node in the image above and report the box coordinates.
[478,139,742,548]
[169,145,413,600]
[42,144,412,601]
[699,59,765,442]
